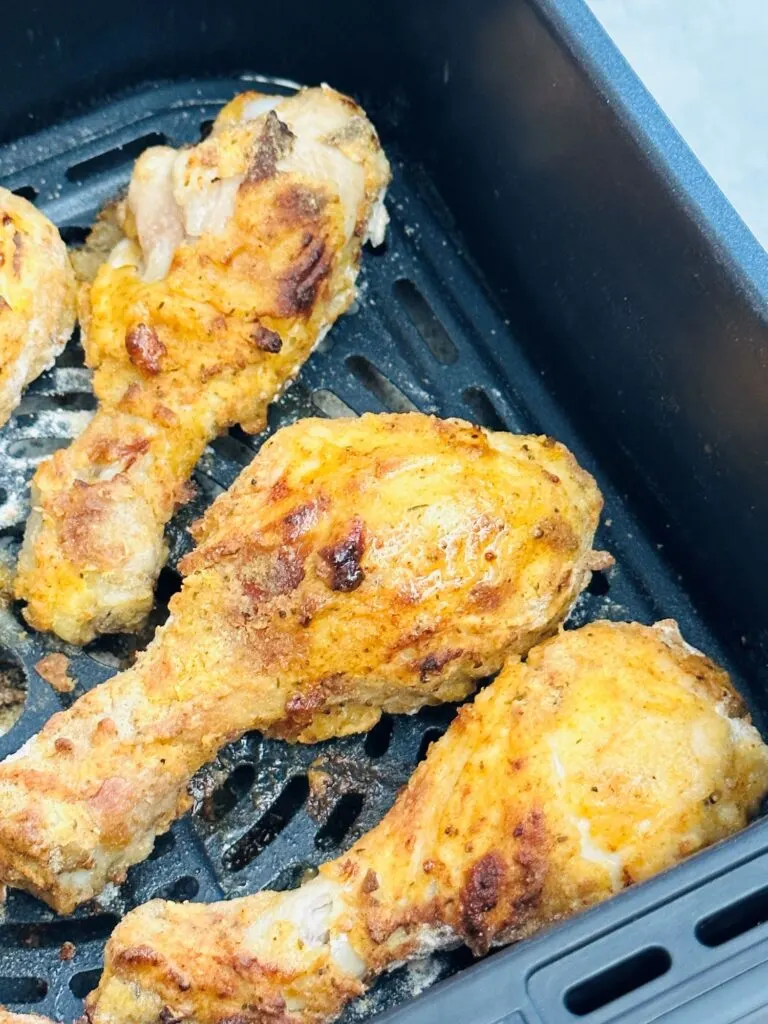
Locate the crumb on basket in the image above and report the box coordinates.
[35,653,75,693]
[0,559,13,605]
[59,940,76,961]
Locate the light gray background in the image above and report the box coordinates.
[587,0,768,251]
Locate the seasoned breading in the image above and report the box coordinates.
[0,412,604,913]
[0,188,76,425]
[84,621,768,1024]
[14,85,391,644]
[0,1012,53,1024]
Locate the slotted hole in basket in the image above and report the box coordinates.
[69,969,101,1000]
[152,875,200,902]
[417,726,445,764]
[59,225,90,246]
[586,570,611,597]
[223,774,309,871]
[212,432,259,469]
[0,914,118,949]
[267,862,318,893]
[12,185,37,203]
[564,947,671,1016]
[0,977,47,1004]
[149,830,176,861]
[364,714,394,757]
[66,132,168,182]
[7,436,72,459]
[0,653,27,739]
[156,566,182,607]
[200,118,215,140]
[204,762,257,821]
[17,390,97,415]
[311,388,357,419]
[346,355,418,412]
[462,385,507,432]
[315,792,364,852]
[393,278,458,364]
[696,885,768,947]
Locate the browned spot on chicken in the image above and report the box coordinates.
[94,717,118,741]
[512,808,548,919]
[390,624,437,653]
[269,477,290,502]
[89,777,133,821]
[115,945,191,992]
[250,324,282,353]
[282,497,328,542]
[362,869,379,893]
[199,364,225,384]
[154,404,178,427]
[533,515,579,552]
[277,236,331,317]
[284,685,326,722]
[318,517,366,592]
[12,231,22,275]
[243,548,305,602]
[125,323,167,375]
[419,649,462,683]
[470,582,503,611]
[58,481,118,566]
[54,737,74,755]
[35,653,74,693]
[88,434,150,469]
[276,184,328,223]
[460,851,506,951]
[244,111,296,183]
[0,295,9,312]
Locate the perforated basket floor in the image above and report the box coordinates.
[0,76,755,1023]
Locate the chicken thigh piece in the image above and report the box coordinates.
[84,620,768,1024]
[14,85,391,644]
[0,412,605,913]
[0,188,76,425]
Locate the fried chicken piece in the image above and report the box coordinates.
[0,1012,54,1024]
[14,85,391,644]
[0,412,604,913]
[0,188,76,425]
[83,621,768,1024]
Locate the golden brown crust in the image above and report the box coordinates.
[0,188,76,426]
[0,412,603,913]
[14,85,391,645]
[84,621,768,1024]
[0,1012,55,1024]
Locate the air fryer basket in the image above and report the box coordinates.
[2,2,768,1024]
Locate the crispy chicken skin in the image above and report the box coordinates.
[0,1012,53,1024]
[0,188,76,426]
[0,412,604,913]
[14,85,391,644]
[83,620,768,1024]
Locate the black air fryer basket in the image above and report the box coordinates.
[1,1,768,1022]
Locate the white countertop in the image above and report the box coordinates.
[587,0,768,252]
